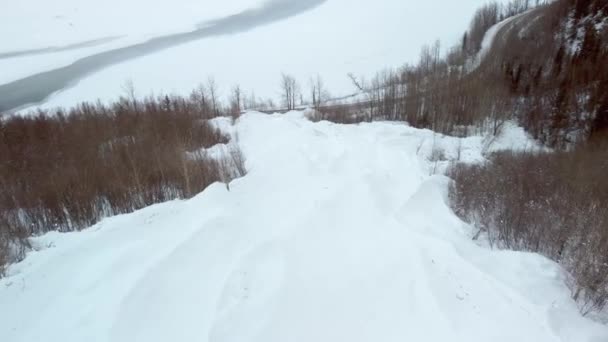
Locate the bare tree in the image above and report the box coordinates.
[207,77,220,117]
[280,73,299,110]
[243,90,255,110]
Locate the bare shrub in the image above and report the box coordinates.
[448,145,608,314]
[429,146,447,162]
[0,93,245,272]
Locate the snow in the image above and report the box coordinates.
[187,143,232,161]
[0,0,262,52]
[1,111,605,342]
[564,11,608,56]
[13,0,513,112]
[467,9,532,73]
[0,0,265,86]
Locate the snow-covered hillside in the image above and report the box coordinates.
[1,112,605,342]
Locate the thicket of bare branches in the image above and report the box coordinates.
[449,143,608,315]
[306,102,369,124]
[442,0,608,316]
[333,0,607,149]
[332,1,536,131]
[0,93,246,275]
[310,74,330,112]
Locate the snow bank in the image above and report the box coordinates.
[0,112,604,342]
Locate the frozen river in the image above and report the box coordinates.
[0,0,325,112]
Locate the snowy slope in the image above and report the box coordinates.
[0,112,605,342]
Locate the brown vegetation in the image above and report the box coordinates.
[0,93,245,275]
[441,0,608,315]
[320,0,607,151]
[449,143,608,315]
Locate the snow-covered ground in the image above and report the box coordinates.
[7,0,513,112]
[1,112,605,342]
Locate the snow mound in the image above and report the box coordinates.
[0,112,605,342]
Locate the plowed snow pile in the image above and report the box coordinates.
[1,112,606,342]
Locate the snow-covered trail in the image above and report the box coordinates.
[0,0,325,113]
[1,112,606,342]
[467,8,538,73]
